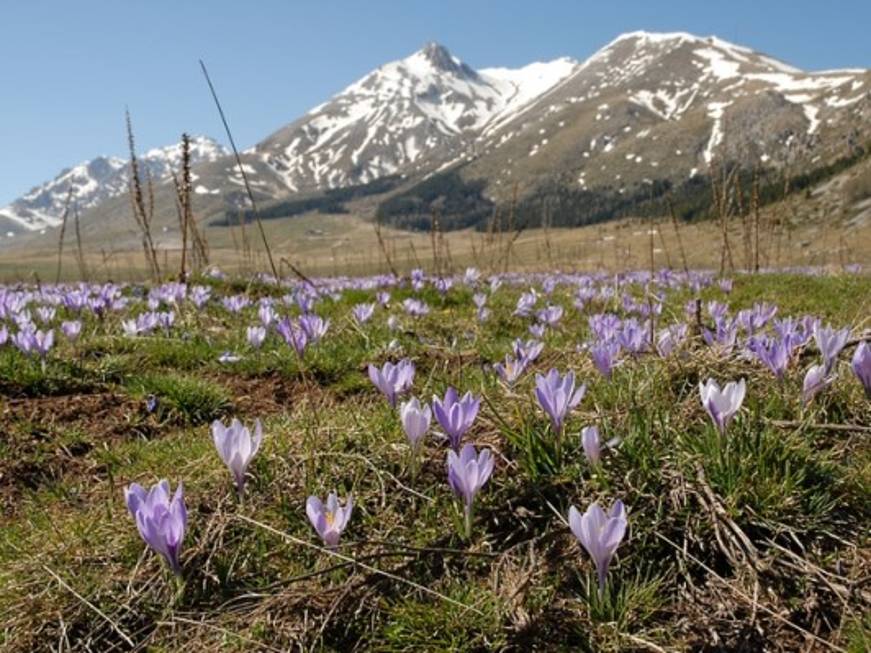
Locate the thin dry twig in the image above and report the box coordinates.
[235,513,483,615]
[41,564,134,648]
[656,533,847,652]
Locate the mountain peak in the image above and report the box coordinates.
[593,30,803,75]
[409,41,477,77]
[420,41,457,68]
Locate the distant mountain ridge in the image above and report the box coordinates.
[1,31,868,241]
[0,136,228,233]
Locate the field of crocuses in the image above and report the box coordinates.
[1,266,869,651]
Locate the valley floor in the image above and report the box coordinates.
[0,207,868,283]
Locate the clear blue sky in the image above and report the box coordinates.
[2,0,869,205]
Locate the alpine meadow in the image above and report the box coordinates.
[1,4,870,652]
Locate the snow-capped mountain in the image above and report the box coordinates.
[0,136,228,233]
[251,42,577,192]
[2,34,868,240]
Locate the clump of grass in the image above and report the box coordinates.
[0,350,98,396]
[684,421,841,529]
[578,567,668,641]
[136,335,221,370]
[380,585,507,651]
[126,372,230,425]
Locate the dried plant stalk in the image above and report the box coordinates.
[54,187,74,283]
[125,110,161,280]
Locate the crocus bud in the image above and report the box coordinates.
[699,378,746,434]
[400,397,431,448]
[124,480,187,576]
[568,499,628,596]
[211,418,263,493]
[851,341,871,398]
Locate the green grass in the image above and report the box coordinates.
[125,372,231,425]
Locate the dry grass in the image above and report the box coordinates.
[2,206,869,283]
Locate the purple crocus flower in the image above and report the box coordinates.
[0,325,8,346]
[514,290,538,317]
[537,305,564,327]
[590,341,620,379]
[493,355,527,386]
[528,323,546,339]
[36,306,56,324]
[581,426,620,465]
[189,285,211,308]
[410,268,425,291]
[774,317,814,351]
[852,341,871,397]
[699,378,746,434]
[707,301,729,323]
[247,325,266,349]
[306,492,353,548]
[813,324,850,372]
[368,359,415,407]
[755,337,790,380]
[124,480,187,576]
[513,338,544,365]
[276,318,308,357]
[432,387,481,450]
[464,267,481,286]
[61,320,82,342]
[156,311,175,332]
[352,303,376,324]
[294,291,316,314]
[534,369,586,433]
[656,324,688,358]
[400,397,431,449]
[581,426,601,465]
[34,328,54,358]
[435,278,453,295]
[447,444,494,538]
[802,364,835,406]
[222,295,250,313]
[12,328,54,359]
[218,351,241,364]
[211,418,263,494]
[742,302,778,333]
[299,314,330,343]
[703,318,739,355]
[258,303,276,327]
[618,320,648,354]
[569,500,628,596]
[402,298,430,317]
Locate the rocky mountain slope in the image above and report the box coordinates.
[462,31,870,205]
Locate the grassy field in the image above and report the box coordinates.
[1,203,869,283]
[0,269,869,651]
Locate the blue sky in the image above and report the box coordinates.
[2,0,869,205]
